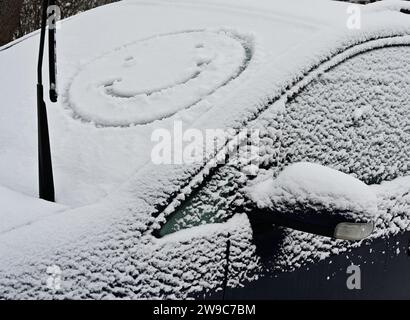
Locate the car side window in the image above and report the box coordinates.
[257,46,410,185]
[157,46,410,239]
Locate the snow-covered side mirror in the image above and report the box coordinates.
[245,162,377,241]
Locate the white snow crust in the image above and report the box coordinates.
[246,162,378,220]
[0,0,409,299]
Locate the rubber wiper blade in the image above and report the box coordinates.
[37,0,55,202]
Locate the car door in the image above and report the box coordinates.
[225,44,410,299]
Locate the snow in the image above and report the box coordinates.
[68,29,252,126]
[0,0,409,299]
[163,43,410,273]
[246,162,378,221]
[245,44,410,271]
[366,0,410,14]
[0,185,68,234]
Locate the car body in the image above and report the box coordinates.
[0,0,409,299]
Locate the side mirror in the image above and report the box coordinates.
[245,162,377,241]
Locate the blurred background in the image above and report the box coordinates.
[0,0,118,46]
[0,0,387,46]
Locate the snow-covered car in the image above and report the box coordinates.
[0,0,409,299]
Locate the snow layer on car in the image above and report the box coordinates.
[158,44,410,274]
[0,213,259,299]
[246,162,378,221]
[251,45,410,271]
[366,0,410,14]
[0,186,68,234]
[1,0,409,207]
[155,42,410,236]
[0,0,410,298]
[278,175,410,271]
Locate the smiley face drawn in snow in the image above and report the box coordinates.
[67,30,254,126]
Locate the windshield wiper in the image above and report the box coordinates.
[37,0,58,202]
